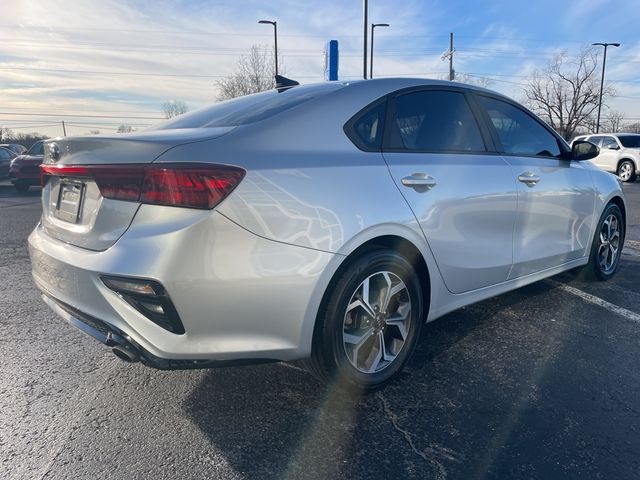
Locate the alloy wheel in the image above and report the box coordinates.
[342,271,412,374]
[598,213,621,274]
[619,162,632,181]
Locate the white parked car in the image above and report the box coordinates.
[572,133,640,182]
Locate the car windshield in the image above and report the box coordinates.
[618,135,640,148]
[150,82,344,130]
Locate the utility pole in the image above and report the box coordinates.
[61,120,66,136]
[363,0,368,79]
[592,42,620,133]
[441,32,455,81]
[449,32,454,81]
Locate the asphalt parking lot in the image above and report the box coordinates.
[1,179,639,480]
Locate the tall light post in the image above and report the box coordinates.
[259,20,278,76]
[370,23,389,79]
[363,0,368,79]
[592,42,620,133]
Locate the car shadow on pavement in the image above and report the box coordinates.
[182,282,562,480]
[0,185,41,199]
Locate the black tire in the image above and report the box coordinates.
[306,249,425,390]
[14,183,29,193]
[581,203,625,281]
[617,160,637,183]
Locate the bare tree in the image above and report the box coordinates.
[523,48,612,140]
[162,100,189,119]
[0,130,47,149]
[451,73,493,89]
[604,111,625,133]
[0,127,13,142]
[117,124,135,133]
[624,122,640,134]
[215,45,281,100]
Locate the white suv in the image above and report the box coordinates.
[572,133,640,182]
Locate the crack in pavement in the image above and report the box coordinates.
[376,391,460,480]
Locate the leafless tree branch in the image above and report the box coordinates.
[523,47,613,140]
[215,45,283,100]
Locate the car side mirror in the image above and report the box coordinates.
[607,144,620,150]
[572,140,599,161]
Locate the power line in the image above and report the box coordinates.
[0,112,164,120]
[0,124,64,130]
[0,23,623,45]
[0,66,324,79]
[5,39,638,60]
[0,66,226,78]
[2,107,163,114]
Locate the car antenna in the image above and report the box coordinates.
[275,75,299,92]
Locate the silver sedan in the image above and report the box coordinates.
[29,78,626,389]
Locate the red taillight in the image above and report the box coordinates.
[40,163,245,210]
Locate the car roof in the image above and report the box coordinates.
[344,77,510,99]
[592,133,640,137]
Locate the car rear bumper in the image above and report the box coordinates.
[40,292,278,369]
[29,206,335,364]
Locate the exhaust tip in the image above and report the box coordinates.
[112,345,140,363]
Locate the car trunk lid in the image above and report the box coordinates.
[40,127,236,251]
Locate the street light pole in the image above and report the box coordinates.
[370,23,389,79]
[259,20,278,76]
[592,42,620,133]
[363,0,368,79]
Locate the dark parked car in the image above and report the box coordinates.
[0,143,27,155]
[0,146,17,178]
[9,140,45,192]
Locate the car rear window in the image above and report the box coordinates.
[618,135,640,148]
[151,83,345,130]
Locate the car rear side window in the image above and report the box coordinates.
[601,136,618,149]
[28,142,44,155]
[479,96,561,158]
[345,99,386,151]
[618,135,640,148]
[390,90,485,152]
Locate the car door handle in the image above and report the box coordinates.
[517,172,540,187]
[401,173,437,190]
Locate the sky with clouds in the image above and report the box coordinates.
[1,0,639,137]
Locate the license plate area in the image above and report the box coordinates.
[54,181,85,223]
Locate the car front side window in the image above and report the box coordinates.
[588,136,603,148]
[601,137,619,149]
[479,96,561,158]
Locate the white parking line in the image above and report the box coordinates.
[547,279,640,324]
